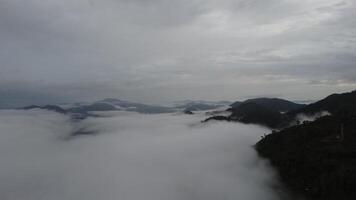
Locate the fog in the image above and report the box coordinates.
[296,111,331,123]
[0,110,284,200]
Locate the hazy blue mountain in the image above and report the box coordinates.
[174,100,231,112]
[183,103,222,112]
[98,99,232,113]
[19,98,232,115]
[22,105,67,114]
[85,98,174,114]
[68,102,118,113]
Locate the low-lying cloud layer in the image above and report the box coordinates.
[0,110,284,200]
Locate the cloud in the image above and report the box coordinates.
[0,110,285,200]
[0,0,355,105]
[295,111,331,124]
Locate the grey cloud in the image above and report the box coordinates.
[0,0,355,106]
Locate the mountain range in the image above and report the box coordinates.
[255,90,356,199]
[16,89,356,199]
[20,90,356,129]
[205,97,305,128]
[205,91,356,129]
[19,98,232,119]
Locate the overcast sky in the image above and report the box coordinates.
[1,0,356,107]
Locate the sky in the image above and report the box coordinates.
[1,0,356,107]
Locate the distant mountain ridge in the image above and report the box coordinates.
[206,90,356,129]
[288,90,356,117]
[229,102,286,128]
[21,90,356,128]
[20,98,231,117]
[206,97,305,128]
[230,97,304,111]
[22,105,67,114]
[174,100,231,112]
[244,98,305,112]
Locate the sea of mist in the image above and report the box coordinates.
[0,109,284,200]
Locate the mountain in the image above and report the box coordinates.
[22,105,67,114]
[255,90,356,199]
[20,98,232,117]
[20,98,232,115]
[96,98,174,113]
[206,92,356,128]
[205,102,289,128]
[288,90,356,117]
[174,100,231,112]
[182,103,222,112]
[206,98,303,128]
[256,114,356,199]
[58,98,175,114]
[68,102,118,113]
[229,102,286,128]
[97,98,141,109]
[230,101,241,108]
[21,104,92,120]
[232,98,305,112]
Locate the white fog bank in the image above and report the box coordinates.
[0,110,283,200]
